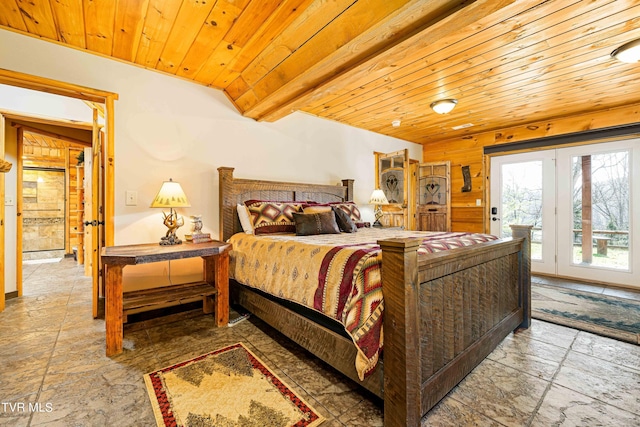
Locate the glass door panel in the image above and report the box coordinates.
[570,151,629,269]
[490,151,556,275]
[557,140,638,286]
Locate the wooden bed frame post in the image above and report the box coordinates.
[510,224,533,328]
[341,179,354,201]
[218,166,235,241]
[379,238,422,427]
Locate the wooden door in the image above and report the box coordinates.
[416,161,451,231]
[375,149,411,229]
[83,146,93,278]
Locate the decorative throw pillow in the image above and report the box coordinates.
[236,204,254,234]
[244,200,304,235]
[303,205,332,214]
[292,211,341,236]
[331,206,357,233]
[329,202,362,222]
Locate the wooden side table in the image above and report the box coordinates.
[101,240,232,356]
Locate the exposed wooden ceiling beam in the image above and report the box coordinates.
[241,0,521,122]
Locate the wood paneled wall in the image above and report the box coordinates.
[422,103,640,233]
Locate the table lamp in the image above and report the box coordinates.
[150,178,191,245]
[369,188,389,226]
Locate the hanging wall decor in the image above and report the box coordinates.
[461,165,472,192]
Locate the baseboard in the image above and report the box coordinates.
[5,291,18,300]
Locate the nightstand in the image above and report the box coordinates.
[101,240,232,356]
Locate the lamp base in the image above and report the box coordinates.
[159,234,182,245]
[373,205,384,227]
[159,209,184,245]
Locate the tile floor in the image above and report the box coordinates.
[1,258,639,426]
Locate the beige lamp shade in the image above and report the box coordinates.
[369,189,389,205]
[150,179,191,208]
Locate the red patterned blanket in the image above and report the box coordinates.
[228,228,497,379]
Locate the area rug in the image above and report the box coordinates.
[144,342,325,427]
[532,283,640,344]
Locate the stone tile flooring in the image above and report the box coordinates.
[1,258,639,426]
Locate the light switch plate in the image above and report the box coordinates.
[125,190,137,206]
[5,195,14,206]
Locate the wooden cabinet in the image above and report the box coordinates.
[416,161,451,231]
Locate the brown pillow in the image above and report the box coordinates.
[332,206,357,233]
[293,211,340,236]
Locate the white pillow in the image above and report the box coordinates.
[237,204,254,234]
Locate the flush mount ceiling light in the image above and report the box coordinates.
[430,99,458,114]
[391,119,401,127]
[611,38,640,63]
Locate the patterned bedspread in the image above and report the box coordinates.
[228,228,497,380]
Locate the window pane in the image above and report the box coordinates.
[501,161,543,260]
[571,150,630,270]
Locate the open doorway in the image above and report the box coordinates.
[5,117,93,301]
[0,69,117,315]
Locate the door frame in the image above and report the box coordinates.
[0,68,117,313]
[487,140,639,288]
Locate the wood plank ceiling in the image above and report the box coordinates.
[2,0,640,145]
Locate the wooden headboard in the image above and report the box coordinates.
[218,167,354,241]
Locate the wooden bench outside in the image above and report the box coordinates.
[594,236,611,256]
[122,281,216,323]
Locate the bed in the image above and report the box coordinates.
[218,167,532,427]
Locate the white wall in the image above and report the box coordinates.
[0,29,422,290]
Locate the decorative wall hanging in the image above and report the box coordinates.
[461,165,472,192]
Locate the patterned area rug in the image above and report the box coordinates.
[532,283,640,344]
[144,343,325,427]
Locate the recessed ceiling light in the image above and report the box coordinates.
[391,120,401,127]
[430,99,458,114]
[611,38,640,63]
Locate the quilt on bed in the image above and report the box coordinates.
[228,228,498,380]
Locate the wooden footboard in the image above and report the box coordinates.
[379,225,531,426]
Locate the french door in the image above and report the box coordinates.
[490,151,556,275]
[491,139,639,288]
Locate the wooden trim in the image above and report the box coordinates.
[105,96,115,247]
[0,109,96,131]
[91,109,100,317]
[0,70,118,314]
[0,68,118,103]
[484,123,640,155]
[65,148,70,254]
[0,113,4,311]
[16,128,23,297]
[4,290,18,300]
[11,123,92,146]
